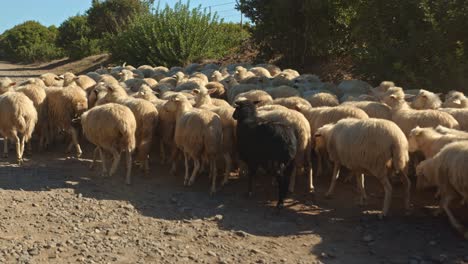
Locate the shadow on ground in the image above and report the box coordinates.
[0,139,467,263]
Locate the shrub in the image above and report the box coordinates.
[238,0,468,92]
[57,15,103,60]
[111,1,250,66]
[0,21,63,62]
[87,0,152,38]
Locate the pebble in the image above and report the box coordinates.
[27,248,39,256]
[214,215,223,221]
[234,231,249,238]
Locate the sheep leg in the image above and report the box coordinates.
[317,154,323,178]
[188,159,201,186]
[99,148,109,177]
[125,149,132,185]
[400,172,411,211]
[160,143,166,164]
[210,161,217,195]
[247,165,257,197]
[13,134,23,165]
[65,141,73,154]
[89,147,99,170]
[277,162,293,209]
[325,163,341,198]
[440,192,467,239]
[183,153,190,186]
[288,165,297,193]
[68,127,82,158]
[356,173,367,206]
[306,161,314,193]
[109,148,121,178]
[221,153,232,186]
[169,146,179,176]
[19,135,26,163]
[379,176,393,219]
[3,138,8,158]
[26,141,32,156]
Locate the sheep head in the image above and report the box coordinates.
[415,159,437,190]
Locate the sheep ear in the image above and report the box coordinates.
[453,99,462,105]
[314,133,322,138]
[207,88,217,95]
[118,72,124,76]
[173,97,180,102]
[107,85,114,92]
[133,73,140,78]
[71,117,81,124]
[9,82,16,87]
[73,76,80,81]
[192,89,200,95]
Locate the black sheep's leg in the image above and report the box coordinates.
[277,162,293,209]
[247,164,257,197]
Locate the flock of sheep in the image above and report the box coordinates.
[0,62,467,239]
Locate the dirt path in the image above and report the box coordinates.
[0,58,467,264]
[0,54,110,82]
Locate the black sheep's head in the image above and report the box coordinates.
[232,99,260,121]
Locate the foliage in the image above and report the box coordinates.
[238,0,468,91]
[57,15,103,60]
[111,1,250,66]
[0,21,63,62]
[86,0,153,38]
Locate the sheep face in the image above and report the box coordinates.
[415,159,436,190]
[408,126,423,152]
[163,94,186,112]
[314,124,333,152]
[0,78,15,94]
[72,97,88,116]
[411,90,441,110]
[232,100,257,122]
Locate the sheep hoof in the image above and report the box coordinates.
[76,151,82,158]
[89,164,95,171]
[378,213,386,220]
[125,180,131,185]
[187,180,195,186]
[101,172,109,178]
[324,192,333,199]
[17,159,23,166]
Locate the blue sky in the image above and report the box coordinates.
[0,0,243,34]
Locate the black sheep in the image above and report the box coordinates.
[233,100,297,208]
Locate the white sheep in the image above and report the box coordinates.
[439,108,468,131]
[410,89,442,110]
[306,92,339,107]
[264,85,300,99]
[381,87,459,136]
[42,85,88,156]
[341,101,392,120]
[80,103,136,184]
[0,92,38,164]
[315,118,410,217]
[415,141,468,239]
[299,105,369,178]
[442,91,468,108]
[408,126,468,159]
[96,83,159,176]
[163,94,223,194]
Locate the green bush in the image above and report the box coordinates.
[87,0,153,38]
[0,21,63,62]
[238,0,468,92]
[57,15,103,60]
[111,1,250,66]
